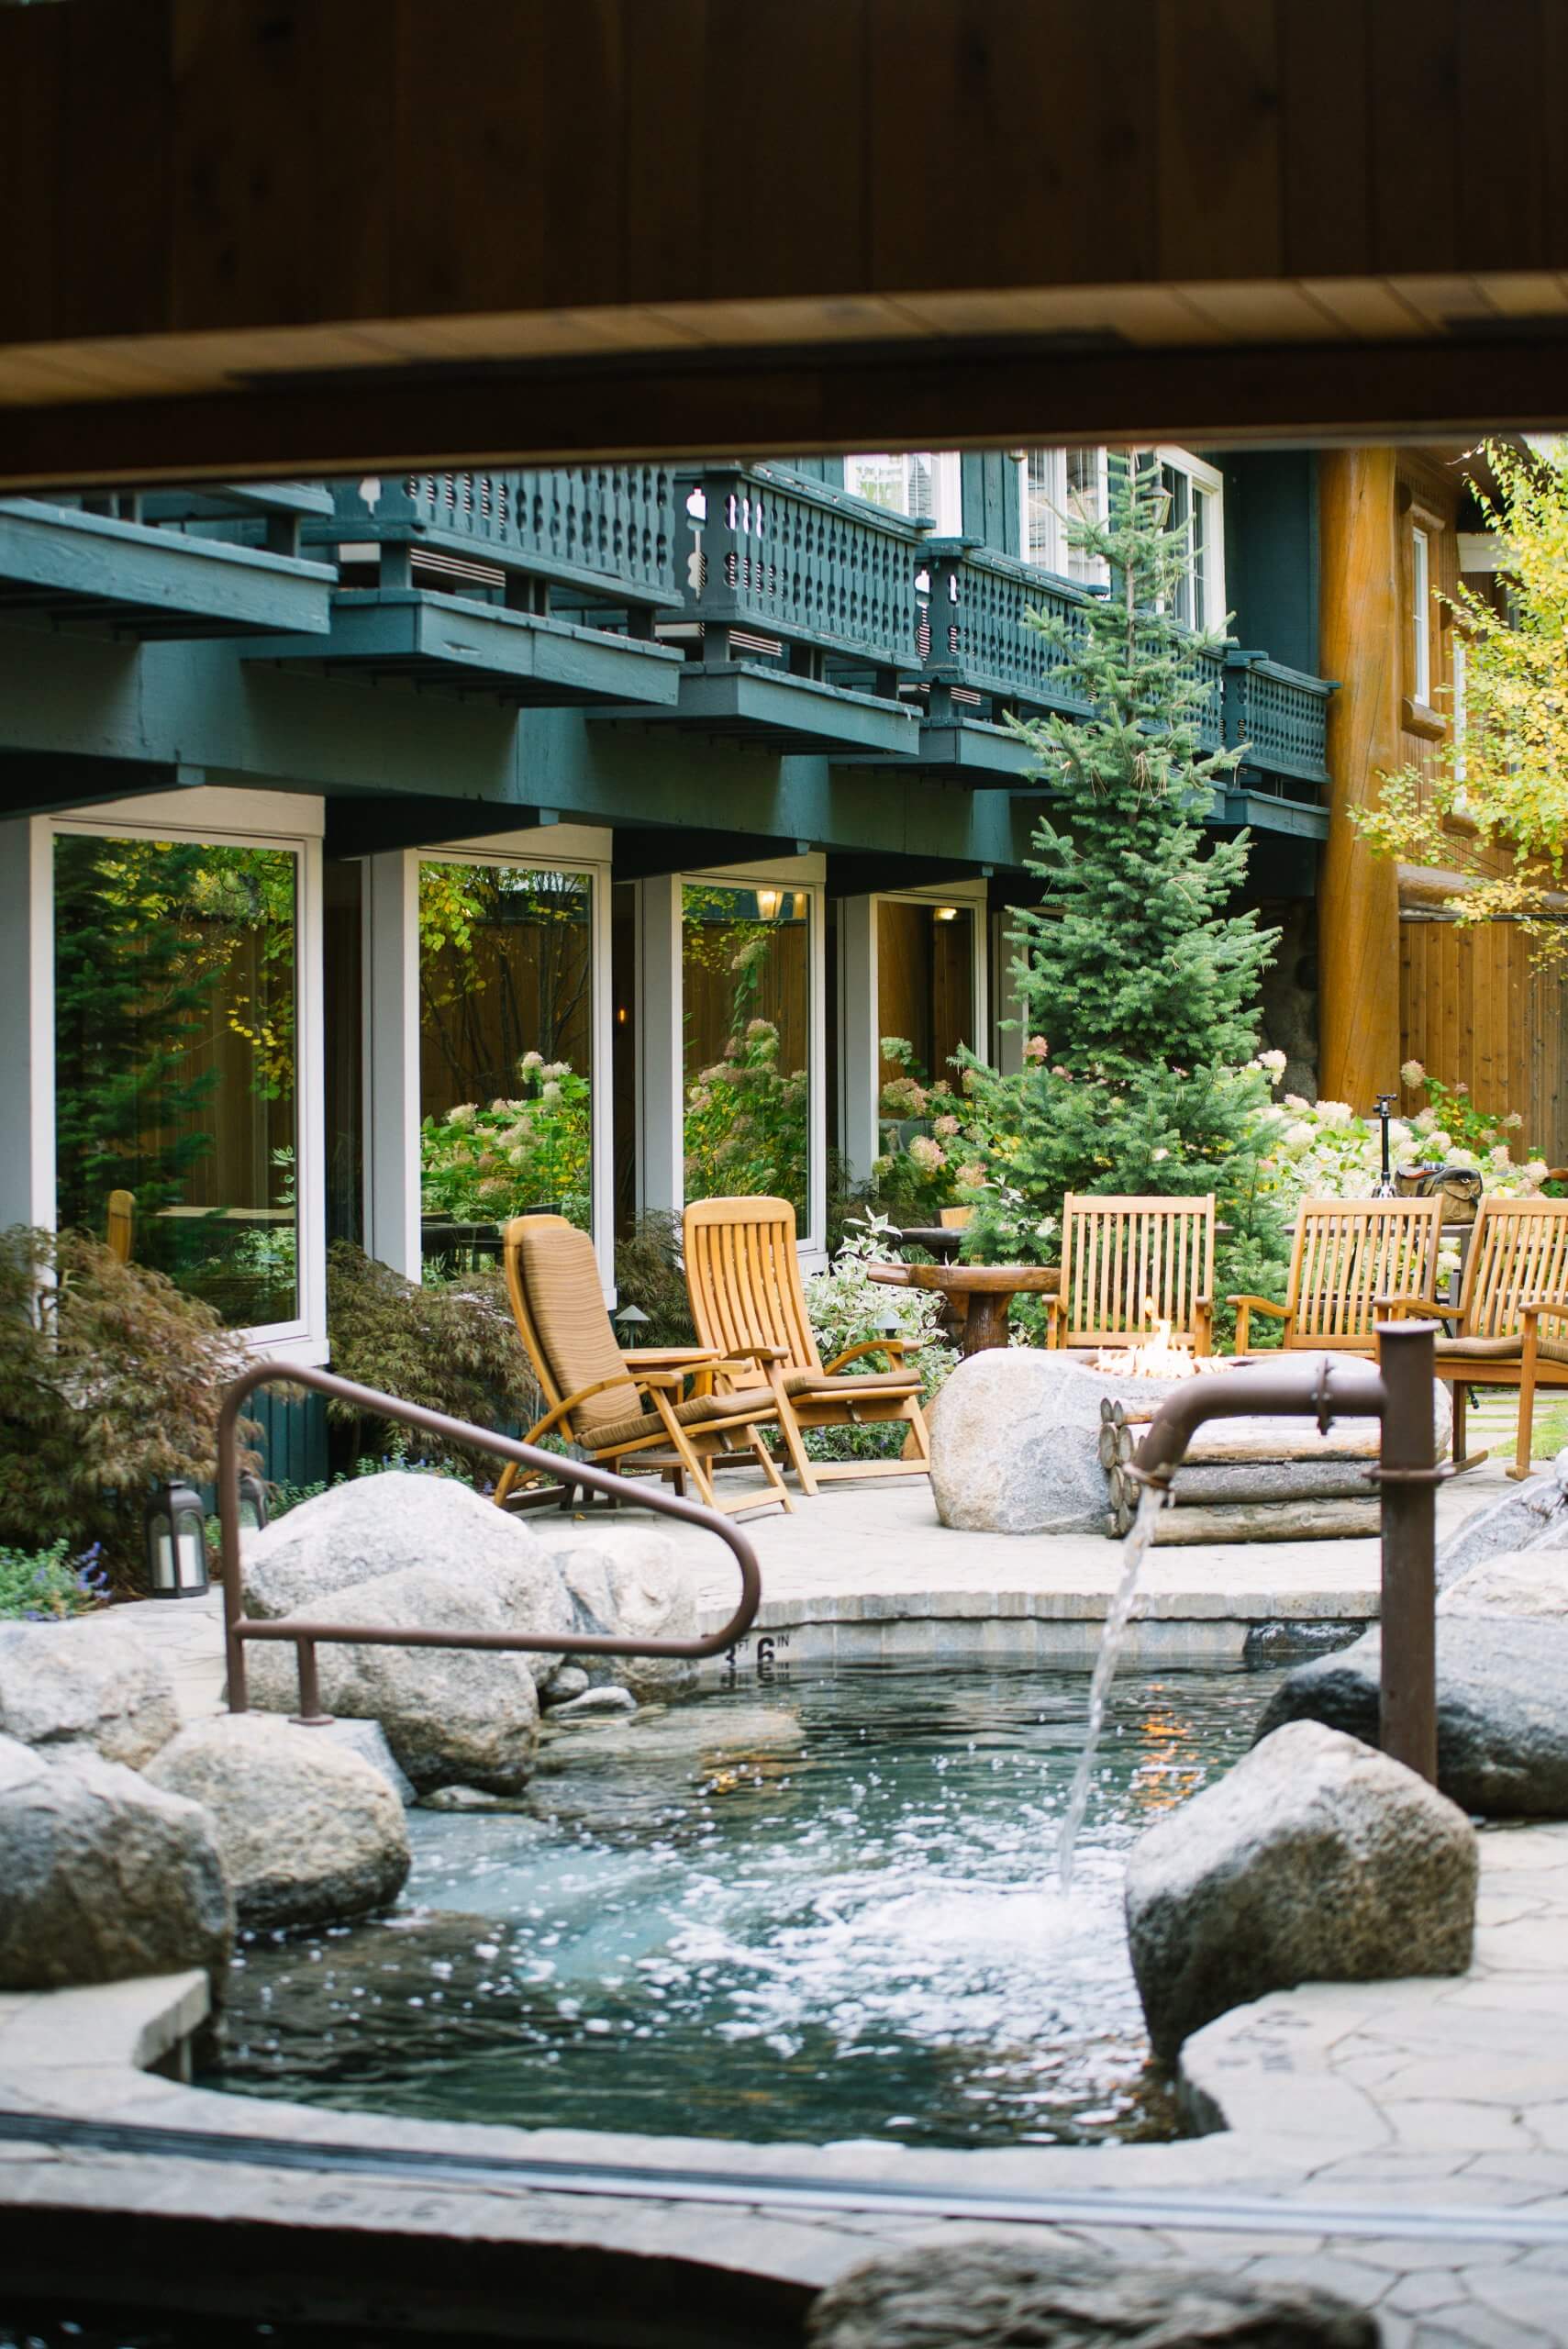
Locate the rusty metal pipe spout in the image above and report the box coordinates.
[1131,1356,1386,1488]
[1129,1329,1441,1785]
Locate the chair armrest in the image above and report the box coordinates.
[1227,1295,1288,1318]
[1374,1292,1450,1318]
[717,1341,793,1364]
[1520,1298,1568,1328]
[823,1339,910,1375]
[620,1345,723,1369]
[524,1373,643,1443]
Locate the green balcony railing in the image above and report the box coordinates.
[679,464,929,680]
[311,467,683,607]
[921,539,1333,798]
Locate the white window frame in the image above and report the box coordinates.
[1411,524,1433,707]
[839,878,990,1186]
[641,854,828,1266]
[844,451,962,535]
[42,785,328,1366]
[1017,446,1110,581]
[1154,446,1227,633]
[367,822,614,1297]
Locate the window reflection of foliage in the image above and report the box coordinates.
[53,837,297,1327]
[681,887,809,1223]
[417,863,592,1107]
[420,1062,592,1233]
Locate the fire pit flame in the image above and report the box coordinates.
[1090,1317,1231,1380]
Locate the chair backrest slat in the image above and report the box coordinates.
[1463,1197,1568,1340]
[684,1195,822,1375]
[502,1213,639,1439]
[1285,1197,1443,1347]
[1059,1194,1216,1348]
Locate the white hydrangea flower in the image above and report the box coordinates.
[1400,1058,1425,1087]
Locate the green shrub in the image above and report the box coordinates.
[324,1241,540,1470]
[611,1212,695,1348]
[0,1225,253,1592]
[0,1537,109,1621]
[802,1219,955,1460]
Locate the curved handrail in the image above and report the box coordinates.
[217,1361,762,1721]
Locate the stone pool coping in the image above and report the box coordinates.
[6,1820,1568,2345]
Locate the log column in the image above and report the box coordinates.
[1318,447,1404,1108]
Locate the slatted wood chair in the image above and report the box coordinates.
[1045,1194,1216,1353]
[494,1214,792,1518]
[106,1188,135,1264]
[1230,1197,1445,1356]
[684,1194,931,1497]
[1383,1194,1568,1479]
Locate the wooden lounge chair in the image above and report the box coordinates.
[1229,1197,1445,1356]
[1046,1193,1216,1353]
[1378,1194,1568,1479]
[494,1213,792,1518]
[683,1194,931,1497]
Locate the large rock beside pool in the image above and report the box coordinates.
[242,1471,576,1683]
[808,2240,1377,2349]
[0,1733,232,1992]
[240,1558,541,1795]
[929,1350,1128,1535]
[1125,1720,1474,2059]
[1440,1548,1568,1620]
[528,1520,700,1699]
[146,1712,410,1931]
[1435,1448,1568,1588]
[1254,1617,1568,1818]
[0,1614,178,1769]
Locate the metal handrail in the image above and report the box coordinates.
[217,1362,762,1725]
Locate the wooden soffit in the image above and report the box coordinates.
[9,0,1568,484]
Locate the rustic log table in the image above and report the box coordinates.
[866,1260,1061,1355]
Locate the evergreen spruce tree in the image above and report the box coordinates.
[960,452,1285,1295]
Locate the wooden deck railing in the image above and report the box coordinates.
[679,462,929,677]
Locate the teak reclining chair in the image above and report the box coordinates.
[683,1194,931,1497]
[1046,1194,1216,1353]
[1383,1194,1568,1480]
[1230,1197,1445,1356]
[495,1214,791,1518]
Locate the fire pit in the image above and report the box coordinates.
[1088,1329,1447,1543]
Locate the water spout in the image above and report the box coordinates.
[1056,1480,1165,1891]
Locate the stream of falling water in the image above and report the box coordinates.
[1056,1480,1166,1892]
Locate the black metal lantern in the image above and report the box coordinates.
[237,1469,270,1533]
[144,1480,209,1599]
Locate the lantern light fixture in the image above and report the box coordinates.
[238,1470,270,1534]
[755,886,783,922]
[933,905,960,922]
[144,1480,210,1600]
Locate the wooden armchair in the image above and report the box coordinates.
[683,1194,931,1497]
[494,1214,791,1518]
[1046,1194,1216,1353]
[1230,1197,1444,1355]
[1381,1195,1568,1479]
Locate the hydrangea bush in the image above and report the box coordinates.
[683,1015,808,1220]
[420,1054,592,1230]
[1258,1059,1548,1227]
[869,1038,990,1220]
[801,1216,954,1457]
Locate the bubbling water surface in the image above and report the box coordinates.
[208,1662,1276,2150]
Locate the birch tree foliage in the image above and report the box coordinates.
[1357,436,1568,957]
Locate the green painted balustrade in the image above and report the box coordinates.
[678,464,930,678]
[309,468,683,608]
[921,538,1332,801]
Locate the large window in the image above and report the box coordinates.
[876,899,975,1097]
[844,451,962,534]
[1156,448,1225,631]
[1021,447,1108,583]
[417,860,594,1267]
[53,829,300,1331]
[682,883,811,1230]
